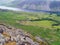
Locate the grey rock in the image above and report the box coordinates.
[25,37,35,45]
[0,24,40,45]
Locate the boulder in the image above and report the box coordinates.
[0,33,5,45]
[0,29,3,34]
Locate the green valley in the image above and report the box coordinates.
[0,11,60,45]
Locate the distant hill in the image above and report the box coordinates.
[50,1,60,12]
[10,0,60,12]
[11,0,50,11]
[0,0,60,12]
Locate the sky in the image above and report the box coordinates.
[0,0,14,3]
[0,0,14,5]
[0,0,60,5]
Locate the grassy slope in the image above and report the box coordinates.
[0,11,60,45]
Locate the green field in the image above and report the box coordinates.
[0,11,60,45]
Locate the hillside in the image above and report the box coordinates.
[50,1,60,12]
[0,10,60,45]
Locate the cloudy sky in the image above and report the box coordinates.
[0,0,14,3]
[0,0,14,5]
[0,0,60,6]
[0,0,60,5]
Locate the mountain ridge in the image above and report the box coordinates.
[0,0,60,12]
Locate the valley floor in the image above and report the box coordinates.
[0,11,60,45]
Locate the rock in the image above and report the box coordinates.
[7,26,12,29]
[0,39,5,45]
[10,36,15,42]
[0,33,5,45]
[0,33,5,39]
[25,33,31,38]
[5,37,10,43]
[20,36,26,42]
[35,36,45,42]
[33,42,39,45]
[16,29,25,36]
[0,28,4,34]
[25,37,35,45]
[35,36,48,45]
[0,24,48,45]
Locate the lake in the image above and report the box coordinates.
[0,6,60,15]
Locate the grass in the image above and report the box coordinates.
[20,20,56,28]
[0,10,60,45]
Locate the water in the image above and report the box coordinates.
[0,6,24,11]
[0,6,60,15]
[23,9,60,15]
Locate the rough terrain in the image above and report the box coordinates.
[0,23,48,45]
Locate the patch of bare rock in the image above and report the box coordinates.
[0,23,48,45]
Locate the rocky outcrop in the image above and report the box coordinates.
[0,23,48,45]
